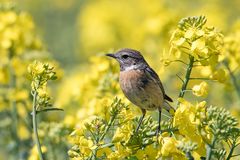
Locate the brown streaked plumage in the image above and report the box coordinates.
[120,69,164,111]
[106,48,174,135]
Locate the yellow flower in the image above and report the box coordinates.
[68,126,87,149]
[157,137,186,159]
[0,10,42,58]
[0,67,9,84]
[191,38,205,51]
[37,87,48,98]
[96,147,112,158]
[119,108,135,122]
[77,136,95,156]
[0,97,8,111]
[112,128,124,143]
[112,122,133,143]
[174,98,206,156]
[17,103,28,118]
[69,134,96,158]
[184,28,195,39]
[18,123,30,140]
[135,145,158,160]
[174,37,186,46]
[160,137,179,157]
[107,143,132,159]
[8,88,29,101]
[64,115,77,128]
[170,16,223,60]
[184,28,205,39]
[192,81,208,97]
[2,11,17,25]
[28,145,47,160]
[195,101,207,120]
[200,66,212,77]
[191,38,208,59]
[1,39,12,49]
[90,56,110,72]
[11,57,27,76]
[28,61,45,76]
[210,68,227,83]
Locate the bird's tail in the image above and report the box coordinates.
[163,101,175,115]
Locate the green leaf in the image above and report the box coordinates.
[35,108,64,115]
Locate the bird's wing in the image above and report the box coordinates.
[144,67,173,102]
[164,94,173,102]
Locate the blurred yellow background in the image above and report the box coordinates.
[0,0,240,159]
[19,0,240,63]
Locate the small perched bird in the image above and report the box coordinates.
[106,48,174,135]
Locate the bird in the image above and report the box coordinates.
[106,48,174,135]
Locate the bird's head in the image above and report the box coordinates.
[106,48,148,71]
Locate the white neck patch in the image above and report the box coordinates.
[123,65,139,71]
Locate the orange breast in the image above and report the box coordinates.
[119,69,164,110]
[120,70,143,84]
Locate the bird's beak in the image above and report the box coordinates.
[106,53,117,59]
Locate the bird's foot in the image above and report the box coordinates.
[135,126,140,134]
[155,127,162,137]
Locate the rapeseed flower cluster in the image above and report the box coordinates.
[1,1,240,160]
[170,16,223,61]
[0,6,65,160]
[174,99,207,157]
[0,7,46,159]
[192,81,208,97]
[0,9,42,84]
[28,61,57,108]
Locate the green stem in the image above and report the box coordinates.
[226,141,236,160]
[224,61,240,99]
[231,153,240,158]
[186,152,194,160]
[146,128,178,137]
[99,143,114,149]
[206,137,217,160]
[32,91,44,160]
[178,55,194,104]
[99,113,117,142]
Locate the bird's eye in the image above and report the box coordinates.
[122,55,129,59]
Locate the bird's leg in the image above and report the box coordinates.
[156,108,162,136]
[136,109,146,133]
